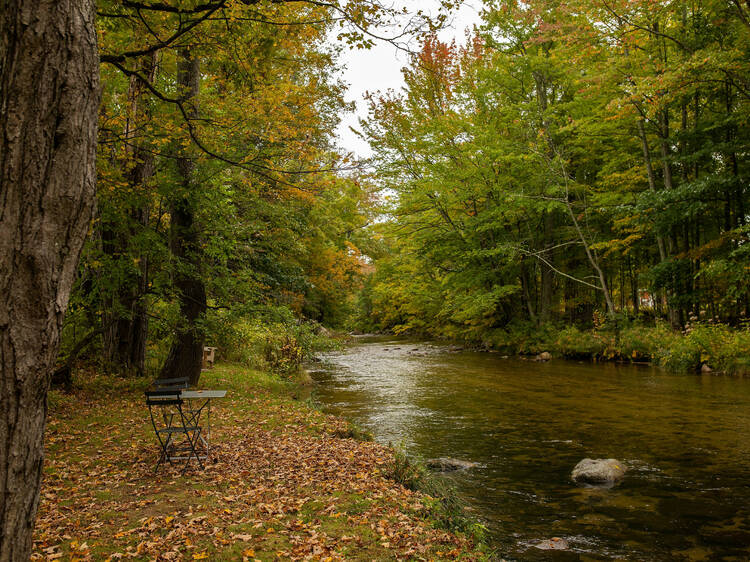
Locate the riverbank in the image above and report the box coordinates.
[383,322,750,376]
[33,365,488,561]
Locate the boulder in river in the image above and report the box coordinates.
[535,351,552,362]
[572,458,626,485]
[534,537,569,550]
[426,457,478,471]
[701,363,713,373]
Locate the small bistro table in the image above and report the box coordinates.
[180,389,227,460]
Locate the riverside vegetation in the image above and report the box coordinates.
[455,320,750,375]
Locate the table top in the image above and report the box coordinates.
[181,390,227,399]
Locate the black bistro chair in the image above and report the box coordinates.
[151,376,202,424]
[145,389,204,473]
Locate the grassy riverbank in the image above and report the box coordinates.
[34,365,488,561]
[439,322,750,376]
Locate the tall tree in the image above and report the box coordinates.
[159,48,207,386]
[0,1,99,560]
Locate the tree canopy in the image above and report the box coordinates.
[359,0,750,339]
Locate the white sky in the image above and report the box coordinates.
[333,1,483,159]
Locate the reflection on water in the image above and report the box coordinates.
[311,337,750,560]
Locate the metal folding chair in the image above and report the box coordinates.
[145,389,204,473]
[151,376,204,426]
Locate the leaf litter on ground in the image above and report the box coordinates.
[32,365,485,561]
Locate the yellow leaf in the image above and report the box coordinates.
[242,549,255,557]
[193,552,209,560]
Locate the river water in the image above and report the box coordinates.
[310,337,750,561]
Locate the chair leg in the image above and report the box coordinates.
[149,405,173,471]
[181,427,204,474]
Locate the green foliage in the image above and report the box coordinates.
[60,2,379,378]
[484,322,559,355]
[200,307,340,374]
[657,324,750,375]
[356,0,750,344]
[555,327,613,360]
[618,324,677,363]
[203,308,340,374]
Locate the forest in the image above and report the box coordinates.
[58,0,750,384]
[358,0,750,372]
[1,0,749,559]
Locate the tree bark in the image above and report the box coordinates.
[159,49,206,387]
[539,212,555,322]
[657,109,683,328]
[0,1,99,560]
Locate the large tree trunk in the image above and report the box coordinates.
[102,54,157,376]
[0,2,99,560]
[159,49,206,387]
[657,110,684,329]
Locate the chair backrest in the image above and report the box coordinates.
[152,377,190,389]
[145,389,183,406]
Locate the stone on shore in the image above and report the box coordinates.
[534,537,569,550]
[426,457,478,471]
[572,458,626,485]
[536,351,552,361]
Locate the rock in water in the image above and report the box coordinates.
[534,537,569,550]
[536,351,552,361]
[426,458,478,471]
[572,458,626,485]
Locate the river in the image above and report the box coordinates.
[310,337,750,561]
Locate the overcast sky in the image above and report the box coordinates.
[333,1,483,159]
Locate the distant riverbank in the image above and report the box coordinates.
[358,322,750,376]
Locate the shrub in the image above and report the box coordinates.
[203,308,340,374]
[484,322,559,355]
[618,323,676,362]
[555,326,610,359]
[657,324,750,375]
[656,333,702,372]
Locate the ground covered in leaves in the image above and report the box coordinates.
[33,365,488,561]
